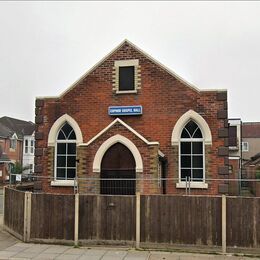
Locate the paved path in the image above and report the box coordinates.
[0,243,259,260]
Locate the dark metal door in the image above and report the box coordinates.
[101,143,136,195]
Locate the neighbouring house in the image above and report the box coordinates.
[0,116,35,183]
[228,118,242,195]
[243,153,260,196]
[241,122,260,196]
[242,122,260,162]
[35,39,229,195]
[227,120,260,196]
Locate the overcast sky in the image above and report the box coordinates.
[0,1,260,122]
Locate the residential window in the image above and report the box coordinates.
[180,120,204,182]
[228,126,237,147]
[119,66,135,91]
[242,142,249,152]
[30,140,34,154]
[25,140,29,153]
[55,123,77,180]
[10,137,17,150]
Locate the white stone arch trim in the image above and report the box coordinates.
[171,110,212,145]
[48,114,83,146]
[93,134,143,173]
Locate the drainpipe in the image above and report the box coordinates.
[240,119,243,194]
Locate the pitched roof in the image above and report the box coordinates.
[0,123,12,138]
[242,122,260,138]
[0,116,35,139]
[37,39,227,99]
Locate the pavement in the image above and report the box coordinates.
[0,225,259,260]
[0,188,259,259]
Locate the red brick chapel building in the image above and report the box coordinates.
[35,40,229,195]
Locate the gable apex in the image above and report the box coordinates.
[37,40,227,100]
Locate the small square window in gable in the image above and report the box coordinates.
[112,59,141,94]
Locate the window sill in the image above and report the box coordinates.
[116,90,137,94]
[51,180,77,187]
[229,146,239,151]
[176,182,208,189]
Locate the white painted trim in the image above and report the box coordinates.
[171,110,212,145]
[36,39,227,99]
[176,182,208,189]
[48,114,83,146]
[51,180,76,187]
[81,118,159,146]
[158,150,165,157]
[11,133,18,139]
[93,134,143,173]
[228,157,240,160]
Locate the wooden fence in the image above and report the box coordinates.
[3,187,260,253]
[140,195,222,246]
[4,188,25,240]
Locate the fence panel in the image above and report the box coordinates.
[4,187,25,237]
[30,193,74,240]
[227,197,260,248]
[140,195,222,246]
[79,195,136,242]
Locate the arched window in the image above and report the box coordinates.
[55,123,77,181]
[180,120,204,182]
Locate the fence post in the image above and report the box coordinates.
[74,193,79,246]
[185,176,187,195]
[2,186,5,226]
[136,192,141,248]
[222,194,226,254]
[23,191,32,242]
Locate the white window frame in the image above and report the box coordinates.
[176,121,208,189]
[114,59,139,94]
[30,140,34,154]
[24,139,29,154]
[177,137,208,189]
[10,134,17,150]
[51,124,77,187]
[242,142,249,152]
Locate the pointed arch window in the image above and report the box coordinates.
[55,123,77,181]
[179,120,204,183]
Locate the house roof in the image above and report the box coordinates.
[37,39,227,99]
[242,122,260,138]
[0,116,35,139]
[0,123,12,138]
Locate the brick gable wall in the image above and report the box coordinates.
[35,42,228,195]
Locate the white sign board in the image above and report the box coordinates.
[16,174,22,182]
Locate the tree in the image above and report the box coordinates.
[11,161,30,175]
